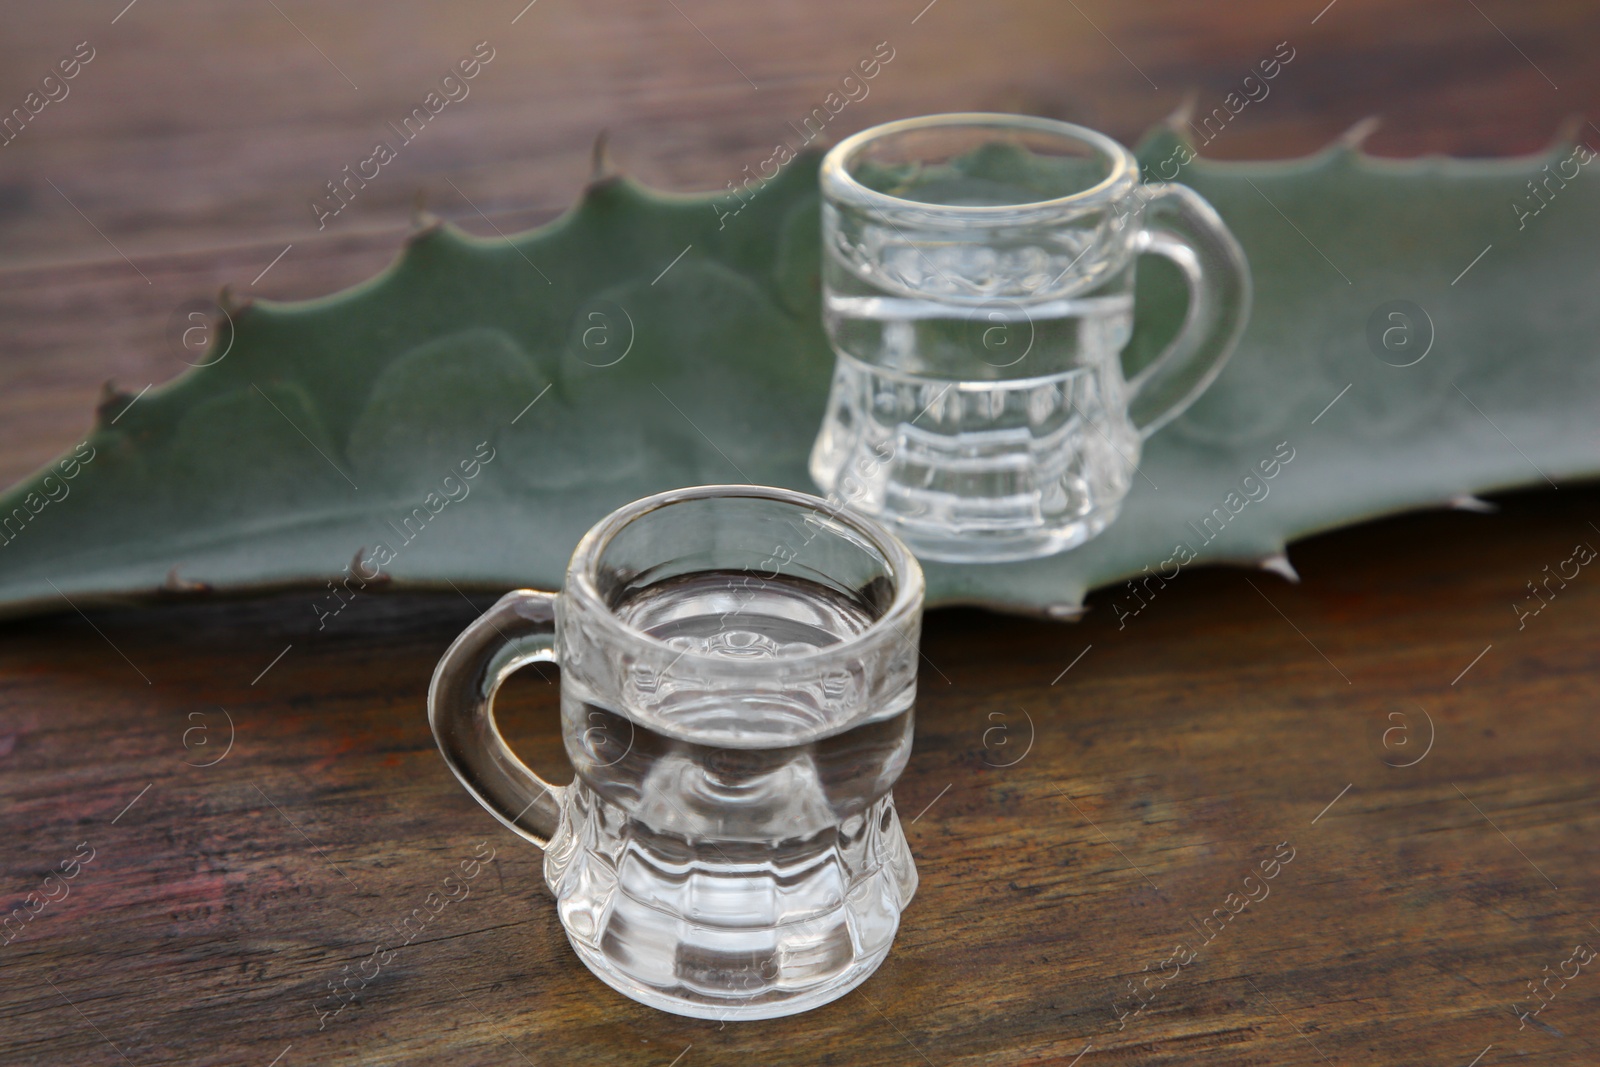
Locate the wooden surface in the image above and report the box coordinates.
[2,1,1597,1064]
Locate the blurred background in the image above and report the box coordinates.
[2,0,1596,487]
[4,4,1600,1065]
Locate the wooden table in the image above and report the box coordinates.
[2,2,1596,1064]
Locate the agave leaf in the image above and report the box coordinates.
[1,120,1596,621]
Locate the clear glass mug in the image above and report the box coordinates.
[428,485,924,1020]
[811,113,1251,562]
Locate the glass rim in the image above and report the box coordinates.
[821,112,1141,217]
[566,483,925,667]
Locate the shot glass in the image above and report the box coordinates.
[428,485,924,1020]
[810,113,1251,562]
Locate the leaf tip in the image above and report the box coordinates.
[1164,92,1199,141]
[1554,112,1586,149]
[219,284,251,317]
[410,202,443,244]
[1449,494,1499,514]
[1337,116,1382,152]
[352,546,392,586]
[591,128,616,182]
[162,565,212,595]
[1257,552,1300,583]
[95,380,133,427]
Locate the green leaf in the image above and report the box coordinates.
[2,121,1597,621]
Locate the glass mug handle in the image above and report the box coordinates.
[428,589,565,849]
[1125,182,1253,437]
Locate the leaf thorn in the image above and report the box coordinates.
[591,128,615,182]
[409,204,442,243]
[1258,553,1300,583]
[1338,116,1382,151]
[1449,494,1499,514]
[351,546,391,586]
[1165,92,1199,141]
[1554,112,1585,149]
[162,566,211,594]
[95,381,133,426]
[219,285,251,317]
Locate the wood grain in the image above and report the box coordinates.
[1,0,1598,1064]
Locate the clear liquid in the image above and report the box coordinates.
[812,250,1142,562]
[545,572,917,1019]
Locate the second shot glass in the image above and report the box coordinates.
[809,113,1251,563]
